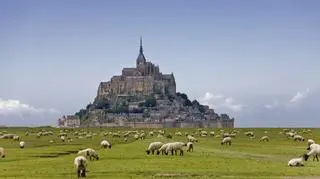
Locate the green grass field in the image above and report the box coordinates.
[0,127,319,179]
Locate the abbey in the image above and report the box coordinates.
[96,37,176,103]
[58,37,234,128]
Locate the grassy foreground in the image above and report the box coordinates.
[0,127,320,179]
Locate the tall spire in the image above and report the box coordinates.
[139,36,143,53]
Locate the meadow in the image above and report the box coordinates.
[0,127,320,179]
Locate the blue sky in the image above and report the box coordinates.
[1,0,319,127]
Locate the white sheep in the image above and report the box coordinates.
[165,142,187,156]
[245,131,254,137]
[77,148,99,161]
[175,131,182,136]
[260,136,269,142]
[306,143,320,161]
[13,135,20,141]
[157,143,171,155]
[221,137,232,146]
[146,142,164,155]
[209,131,215,136]
[187,135,198,142]
[74,156,87,177]
[60,136,65,142]
[0,147,5,158]
[293,135,305,142]
[100,140,111,149]
[307,139,315,146]
[186,142,193,152]
[288,154,309,167]
[19,141,25,149]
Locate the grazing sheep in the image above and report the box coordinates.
[306,143,320,161]
[19,141,25,149]
[230,133,237,138]
[157,143,171,155]
[245,131,254,137]
[134,134,139,140]
[148,131,154,136]
[187,135,198,142]
[260,136,269,142]
[100,140,111,149]
[307,139,315,146]
[165,142,187,156]
[293,135,305,142]
[140,133,146,140]
[13,135,20,141]
[221,137,232,146]
[186,142,193,152]
[60,136,65,142]
[175,131,182,136]
[209,131,215,136]
[0,147,5,158]
[124,137,128,142]
[201,131,208,136]
[0,134,16,139]
[288,154,309,167]
[78,148,99,161]
[146,142,164,155]
[74,156,87,177]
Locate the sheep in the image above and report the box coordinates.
[260,136,269,142]
[306,143,320,161]
[293,135,305,142]
[186,142,193,152]
[200,131,207,136]
[13,135,20,141]
[19,141,25,149]
[140,133,146,140]
[244,131,254,137]
[0,147,5,158]
[187,135,198,142]
[175,131,182,136]
[0,134,16,139]
[74,156,87,177]
[148,131,154,136]
[124,137,128,143]
[134,134,139,140]
[288,154,309,167]
[60,136,65,142]
[77,148,99,161]
[146,142,164,155]
[209,131,215,136]
[157,143,171,155]
[100,140,112,149]
[307,139,315,146]
[165,142,187,156]
[221,137,232,146]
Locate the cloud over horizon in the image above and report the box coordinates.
[199,92,244,113]
[290,88,310,103]
[0,98,60,126]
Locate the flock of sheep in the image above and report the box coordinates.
[0,128,319,177]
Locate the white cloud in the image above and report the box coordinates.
[0,98,59,116]
[203,92,224,101]
[199,92,243,112]
[264,100,279,109]
[223,97,243,112]
[290,88,310,103]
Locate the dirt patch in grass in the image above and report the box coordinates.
[31,150,78,158]
[154,173,200,177]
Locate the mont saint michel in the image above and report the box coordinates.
[58,38,234,128]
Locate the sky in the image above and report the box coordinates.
[0,0,319,127]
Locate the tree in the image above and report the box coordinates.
[94,99,111,109]
[145,96,157,107]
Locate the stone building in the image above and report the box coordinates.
[58,115,80,128]
[96,37,176,102]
